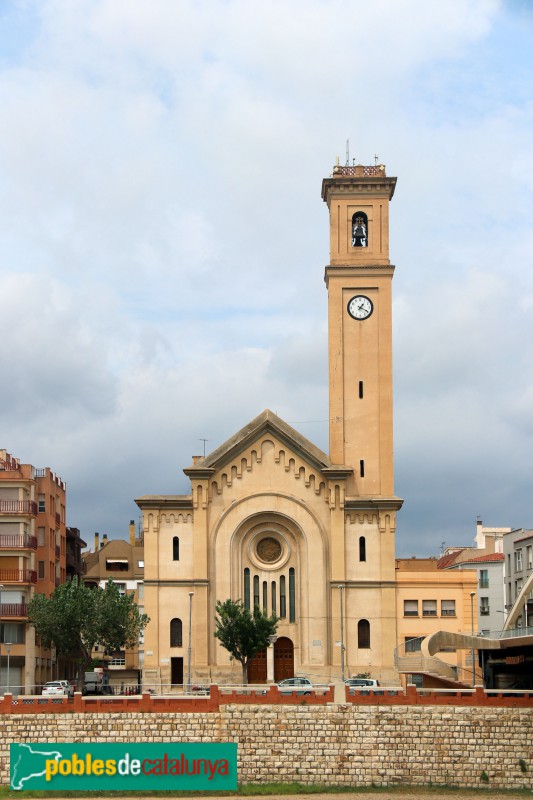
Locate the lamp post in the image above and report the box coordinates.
[338,585,345,682]
[187,592,194,692]
[470,591,476,687]
[5,642,11,694]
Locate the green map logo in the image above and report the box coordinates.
[10,743,237,791]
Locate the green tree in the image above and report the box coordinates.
[214,599,278,684]
[28,577,149,688]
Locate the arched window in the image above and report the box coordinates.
[173,536,179,561]
[244,568,250,610]
[359,536,366,562]
[351,211,368,247]
[170,618,183,647]
[358,619,370,649]
[289,568,296,623]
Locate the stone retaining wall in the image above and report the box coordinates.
[1,703,532,790]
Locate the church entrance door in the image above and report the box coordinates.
[247,648,267,684]
[274,637,294,681]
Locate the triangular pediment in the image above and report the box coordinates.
[184,409,349,479]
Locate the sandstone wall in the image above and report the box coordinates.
[1,704,532,789]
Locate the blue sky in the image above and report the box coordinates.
[0,0,532,556]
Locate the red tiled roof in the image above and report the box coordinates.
[437,550,465,569]
[458,553,505,564]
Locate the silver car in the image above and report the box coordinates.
[277,677,313,695]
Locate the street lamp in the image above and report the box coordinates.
[470,591,476,687]
[337,585,345,682]
[187,592,194,692]
[5,642,11,694]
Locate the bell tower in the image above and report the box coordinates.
[322,160,402,683]
[322,162,398,498]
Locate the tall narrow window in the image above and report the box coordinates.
[170,618,183,647]
[173,536,179,561]
[360,460,365,478]
[280,575,286,618]
[263,581,268,612]
[289,568,296,623]
[244,568,250,610]
[359,536,366,562]
[359,381,364,399]
[271,581,277,615]
[253,575,260,609]
[358,619,370,649]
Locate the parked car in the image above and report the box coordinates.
[57,680,75,697]
[278,677,313,695]
[42,681,69,697]
[345,678,380,689]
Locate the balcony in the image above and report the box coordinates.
[0,500,37,516]
[0,602,28,618]
[0,568,37,583]
[55,512,61,527]
[0,533,37,550]
[55,545,60,559]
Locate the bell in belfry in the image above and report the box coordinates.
[352,216,367,247]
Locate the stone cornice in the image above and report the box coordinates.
[183,467,216,480]
[321,467,353,481]
[135,495,193,510]
[345,496,404,512]
[321,175,397,203]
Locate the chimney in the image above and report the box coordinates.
[102,533,108,547]
[94,532,100,551]
[192,455,201,464]
[129,520,136,547]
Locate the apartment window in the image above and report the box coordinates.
[441,600,456,617]
[173,537,179,561]
[405,637,422,653]
[38,494,45,512]
[38,561,45,579]
[515,579,523,599]
[479,569,489,589]
[1,622,25,644]
[358,619,370,649]
[114,582,127,596]
[170,618,183,647]
[404,600,418,617]
[527,546,533,571]
[422,600,437,617]
[480,597,490,615]
[515,550,523,572]
[37,527,45,547]
[359,536,366,562]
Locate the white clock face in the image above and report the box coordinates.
[347,295,373,320]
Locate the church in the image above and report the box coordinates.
[136,161,403,688]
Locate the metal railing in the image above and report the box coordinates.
[0,500,37,515]
[0,533,37,549]
[0,602,28,617]
[0,568,37,583]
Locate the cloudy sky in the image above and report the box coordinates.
[1,0,532,557]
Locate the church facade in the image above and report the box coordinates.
[136,162,403,688]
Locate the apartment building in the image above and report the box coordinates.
[0,449,72,692]
[503,528,533,628]
[395,557,478,687]
[83,523,145,691]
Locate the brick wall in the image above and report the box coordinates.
[1,704,532,789]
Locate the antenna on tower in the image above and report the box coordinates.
[199,438,208,457]
[374,153,379,166]
[346,139,349,166]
